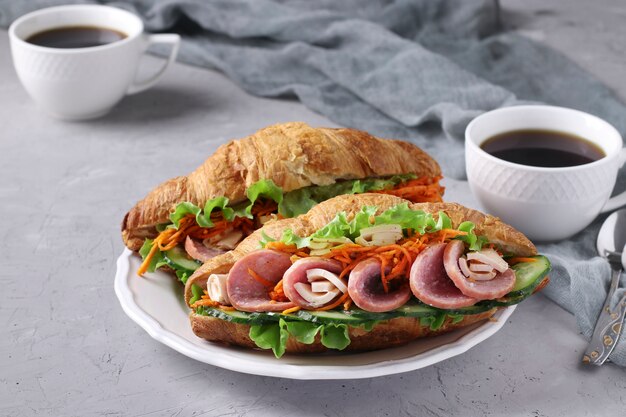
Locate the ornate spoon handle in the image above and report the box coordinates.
[583,268,626,365]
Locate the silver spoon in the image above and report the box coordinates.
[582,209,626,365]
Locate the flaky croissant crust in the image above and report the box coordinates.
[122,122,441,251]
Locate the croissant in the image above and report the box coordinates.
[122,122,444,277]
[184,194,549,356]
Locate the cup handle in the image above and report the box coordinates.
[126,34,181,95]
[601,148,626,213]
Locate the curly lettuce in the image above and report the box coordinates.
[263,203,487,250]
[249,319,353,358]
[278,174,416,218]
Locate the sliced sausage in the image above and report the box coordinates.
[410,243,478,309]
[283,258,344,309]
[227,249,295,312]
[443,240,515,300]
[185,236,226,262]
[348,258,411,312]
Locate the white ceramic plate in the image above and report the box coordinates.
[115,248,515,380]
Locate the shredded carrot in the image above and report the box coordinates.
[247,268,275,287]
[138,177,442,277]
[282,306,301,314]
[265,241,299,253]
[219,305,236,311]
[191,299,219,308]
[269,279,290,302]
[508,257,538,264]
[317,292,351,311]
[376,175,445,203]
[137,199,279,276]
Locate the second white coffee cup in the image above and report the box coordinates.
[466,105,626,241]
[9,5,180,120]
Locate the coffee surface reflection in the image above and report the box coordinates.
[26,26,127,49]
[480,129,605,168]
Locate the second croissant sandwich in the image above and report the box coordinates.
[123,122,444,282]
[183,194,550,357]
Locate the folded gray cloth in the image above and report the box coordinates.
[3,0,625,365]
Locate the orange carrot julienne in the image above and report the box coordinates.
[137,199,279,277]
[375,175,445,203]
[265,241,298,253]
[317,292,351,311]
[190,298,219,308]
[248,268,275,287]
[507,257,538,264]
[282,306,301,314]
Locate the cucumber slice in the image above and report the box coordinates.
[441,303,495,315]
[292,310,386,326]
[510,255,551,294]
[163,246,202,272]
[193,256,551,328]
[295,309,373,324]
[394,303,441,317]
[198,307,278,325]
[395,302,493,317]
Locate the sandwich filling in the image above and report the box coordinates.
[189,204,550,357]
[138,174,443,280]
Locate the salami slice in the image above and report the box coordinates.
[443,240,516,300]
[409,243,478,309]
[185,236,225,262]
[348,258,411,312]
[227,249,295,312]
[283,258,344,309]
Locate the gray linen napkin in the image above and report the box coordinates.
[3,0,625,365]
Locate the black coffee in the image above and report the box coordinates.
[480,129,605,168]
[26,26,127,49]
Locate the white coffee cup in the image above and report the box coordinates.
[9,5,180,120]
[466,105,626,241]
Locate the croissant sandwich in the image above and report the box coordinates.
[183,194,550,357]
[123,122,444,283]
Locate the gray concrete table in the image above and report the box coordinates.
[2,2,626,415]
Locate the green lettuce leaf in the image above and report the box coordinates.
[175,269,191,285]
[138,239,164,273]
[281,320,322,345]
[449,314,464,324]
[420,314,447,331]
[189,284,204,305]
[169,179,283,230]
[169,197,235,229]
[203,196,235,225]
[249,322,289,358]
[278,174,417,218]
[248,320,352,358]
[271,204,488,250]
[373,204,449,234]
[455,221,488,251]
[169,202,203,228]
[349,206,378,236]
[310,212,352,240]
[279,229,311,248]
[320,323,350,350]
[243,179,284,218]
[279,183,353,218]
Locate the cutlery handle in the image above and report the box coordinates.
[583,269,626,365]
